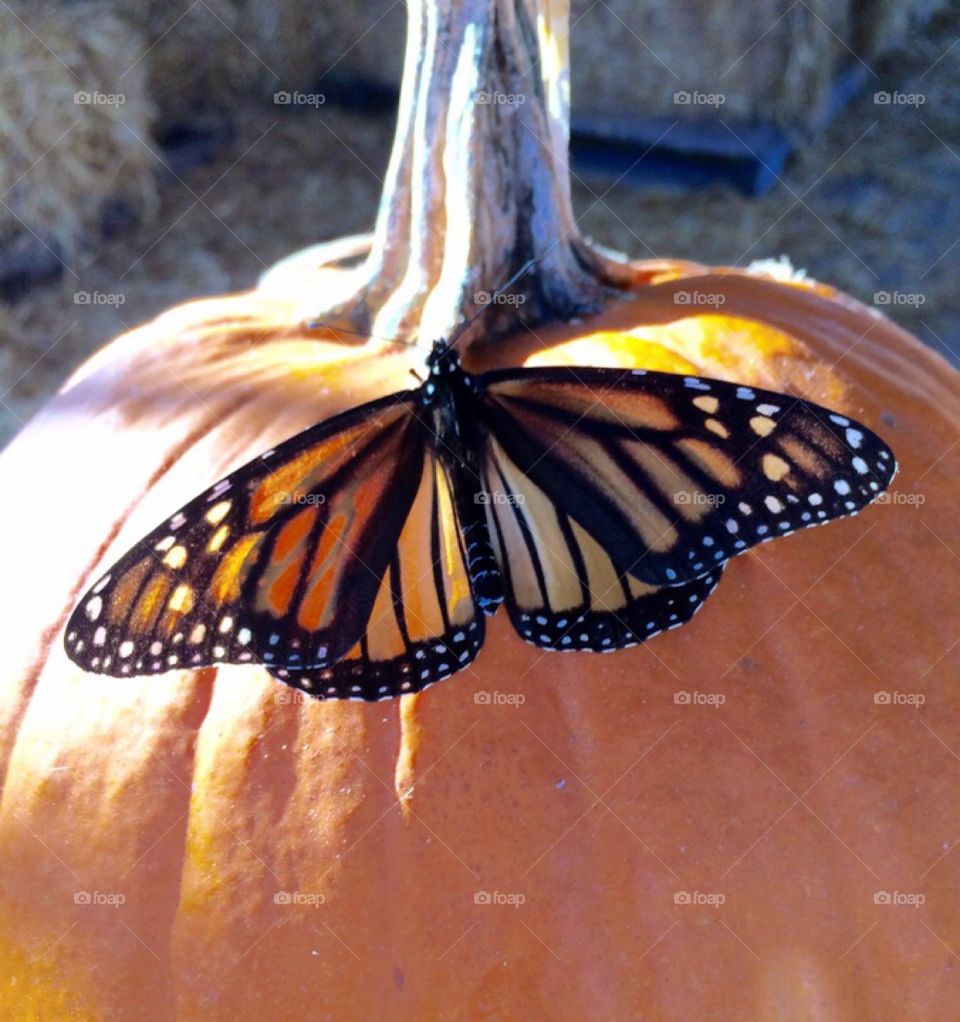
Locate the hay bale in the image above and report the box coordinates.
[855,0,952,56]
[266,0,850,127]
[1,0,949,273]
[571,0,851,129]
[251,0,950,132]
[111,0,328,123]
[0,3,156,257]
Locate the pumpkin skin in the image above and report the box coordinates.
[1,261,958,1021]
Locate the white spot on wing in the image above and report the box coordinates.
[207,479,231,502]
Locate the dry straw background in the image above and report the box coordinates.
[1,0,958,447]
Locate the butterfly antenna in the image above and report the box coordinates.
[307,320,422,350]
[447,256,541,349]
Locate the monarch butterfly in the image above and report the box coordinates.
[64,329,897,701]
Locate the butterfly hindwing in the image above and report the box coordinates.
[267,449,487,699]
[478,367,896,586]
[64,391,429,675]
[483,434,725,650]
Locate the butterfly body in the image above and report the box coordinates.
[421,341,503,614]
[65,338,896,701]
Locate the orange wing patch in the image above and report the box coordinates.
[209,533,263,604]
[258,420,415,632]
[249,405,408,524]
[297,512,349,630]
[492,377,679,431]
[106,559,152,626]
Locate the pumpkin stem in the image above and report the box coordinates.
[291,0,635,348]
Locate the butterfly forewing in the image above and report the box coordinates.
[478,367,896,586]
[64,391,426,675]
[267,449,486,700]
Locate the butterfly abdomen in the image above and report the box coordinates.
[448,459,503,614]
[461,518,503,613]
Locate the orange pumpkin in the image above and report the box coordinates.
[1,257,958,1020]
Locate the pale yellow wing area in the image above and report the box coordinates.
[483,435,725,651]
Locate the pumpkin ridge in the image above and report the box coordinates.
[0,414,224,798]
[158,666,219,981]
[394,693,424,811]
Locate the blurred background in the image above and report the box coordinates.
[1,0,957,448]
